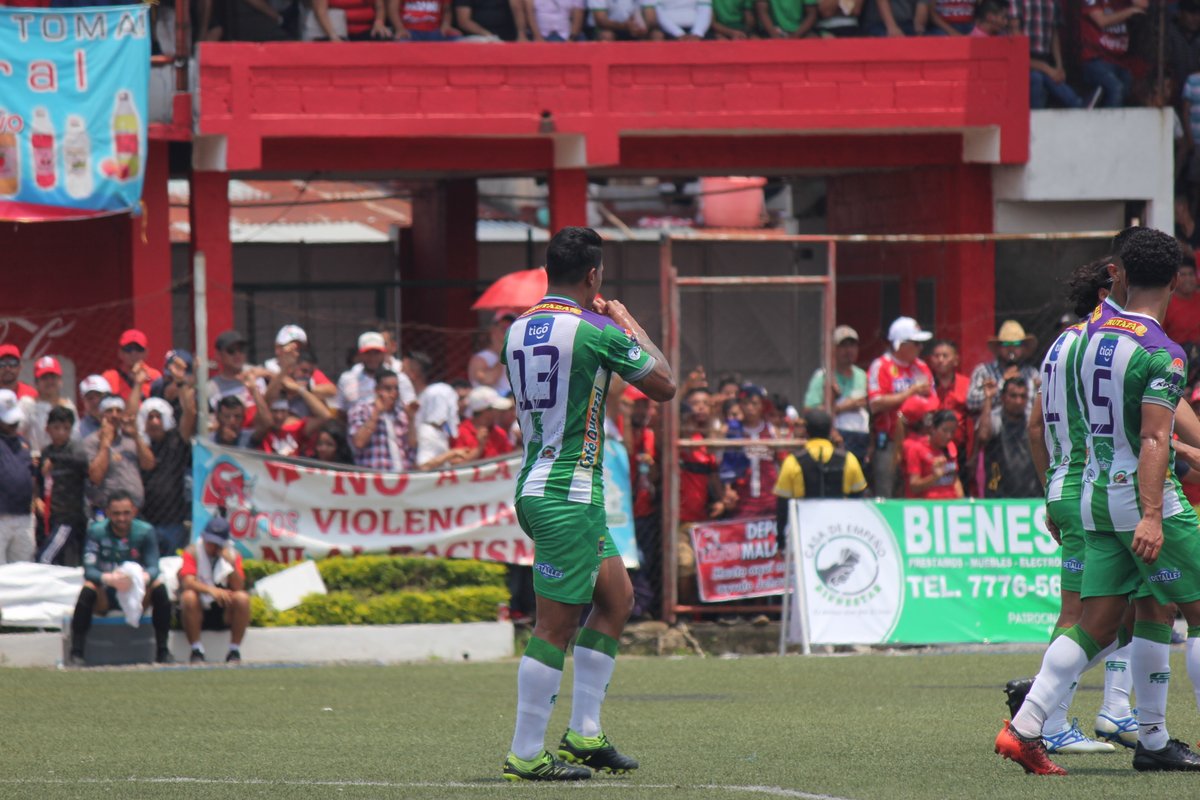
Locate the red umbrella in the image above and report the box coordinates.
[471,268,548,312]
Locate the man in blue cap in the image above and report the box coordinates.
[177,517,250,664]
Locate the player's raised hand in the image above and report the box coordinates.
[1132,517,1163,564]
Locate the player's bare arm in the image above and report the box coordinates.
[1133,401,1174,564]
[594,297,676,402]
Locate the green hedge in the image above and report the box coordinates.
[243,555,507,593]
[250,586,509,627]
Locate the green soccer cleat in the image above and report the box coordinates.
[502,750,592,782]
[557,729,640,774]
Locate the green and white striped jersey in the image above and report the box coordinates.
[503,295,655,507]
[1077,310,1188,532]
[1040,321,1087,502]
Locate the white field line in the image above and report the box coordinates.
[0,777,851,798]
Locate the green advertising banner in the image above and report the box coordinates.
[787,499,1061,645]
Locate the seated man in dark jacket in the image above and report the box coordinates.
[68,490,173,666]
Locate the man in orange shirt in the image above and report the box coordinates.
[101,330,162,402]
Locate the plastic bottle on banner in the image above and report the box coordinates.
[112,91,140,180]
[63,116,93,200]
[31,108,56,190]
[0,125,17,196]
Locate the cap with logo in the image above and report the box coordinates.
[164,349,194,373]
[358,332,386,353]
[119,329,148,349]
[0,389,22,425]
[214,330,248,352]
[34,356,62,378]
[0,344,21,361]
[275,324,308,347]
[466,385,514,413]
[888,317,932,350]
[99,396,127,413]
[79,375,113,397]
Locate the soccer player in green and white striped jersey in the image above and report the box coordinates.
[1018,258,1131,753]
[999,229,1200,774]
[501,227,676,782]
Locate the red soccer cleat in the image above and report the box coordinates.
[995,720,1068,775]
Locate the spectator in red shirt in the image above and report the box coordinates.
[261,376,332,458]
[619,384,660,617]
[388,0,462,37]
[178,517,250,664]
[0,344,36,401]
[1080,0,1145,107]
[867,316,933,498]
[677,386,733,605]
[720,384,781,519]
[931,0,973,33]
[101,329,162,403]
[453,386,516,461]
[1165,260,1200,352]
[926,339,972,480]
[904,409,963,499]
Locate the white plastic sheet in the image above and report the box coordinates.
[0,563,84,629]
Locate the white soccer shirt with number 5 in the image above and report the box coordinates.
[502,295,655,507]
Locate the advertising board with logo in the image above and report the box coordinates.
[192,441,638,567]
[785,499,1062,645]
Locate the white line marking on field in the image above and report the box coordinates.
[0,777,852,798]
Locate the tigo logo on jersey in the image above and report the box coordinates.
[1149,567,1182,584]
[524,318,554,345]
[534,561,564,580]
[1095,341,1116,367]
[1102,318,1148,336]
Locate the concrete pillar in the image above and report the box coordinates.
[188,170,233,347]
[404,179,478,330]
[129,139,174,363]
[548,168,587,232]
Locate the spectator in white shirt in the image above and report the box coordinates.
[468,312,514,396]
[335,332,415,418]
[644,0,711,38]
[403,351,471,470]
[589,0,650,37]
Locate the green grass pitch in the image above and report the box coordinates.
[5,649,1200,799]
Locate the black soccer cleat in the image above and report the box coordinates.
[502,750,592,781]
[1133,739,1200,772]
[557,729,639,774]
[1005,677,1034,719]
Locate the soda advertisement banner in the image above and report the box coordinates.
[786,500,1061,645]
[0,5,149,221]
[690,518,787,603]
[192,442,638,567]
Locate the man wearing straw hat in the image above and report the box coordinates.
[966,319,1040,417]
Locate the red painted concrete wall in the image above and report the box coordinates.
[827,164,995,370]
[197,38,1029,172]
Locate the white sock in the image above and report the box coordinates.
[1042,681,1078,737]
[569,633,617,738]
[228,643,240,653]
[1013,634,1091,739]
[1132,634,1171,750]
[1186,633,1200,714]
[1100,642,1134,719]
[1041,638,1117,736]
[510,640,565,761]
[191,643,205,655]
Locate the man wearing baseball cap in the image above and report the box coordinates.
[77,375,113,440]
[866,316,935,498]
[101,329,162,402]
[804,324,870,467]
[177,516,250,664]
[0,344,35,400]
[207,330,268,430]
[263,325,336,410]
[334,331,414,416]
[453,386,516,461]
[18,356,77,458]
[0,389,35,565]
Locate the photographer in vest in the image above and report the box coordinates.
[772,409,868,548]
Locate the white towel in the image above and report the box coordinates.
[195,546,235,610]
[115,561,146,627]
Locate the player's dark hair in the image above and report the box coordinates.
[1120,228,1183,288]
[1065,258,1113,319]
[931,409,958,429]
[216,395,245,412]
[803,409,832,439]
[107,489,136,507]
[47,406,75,426]
[1110,225,1143,262]
[546,226,604,286]
[1001,377,1027,396]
